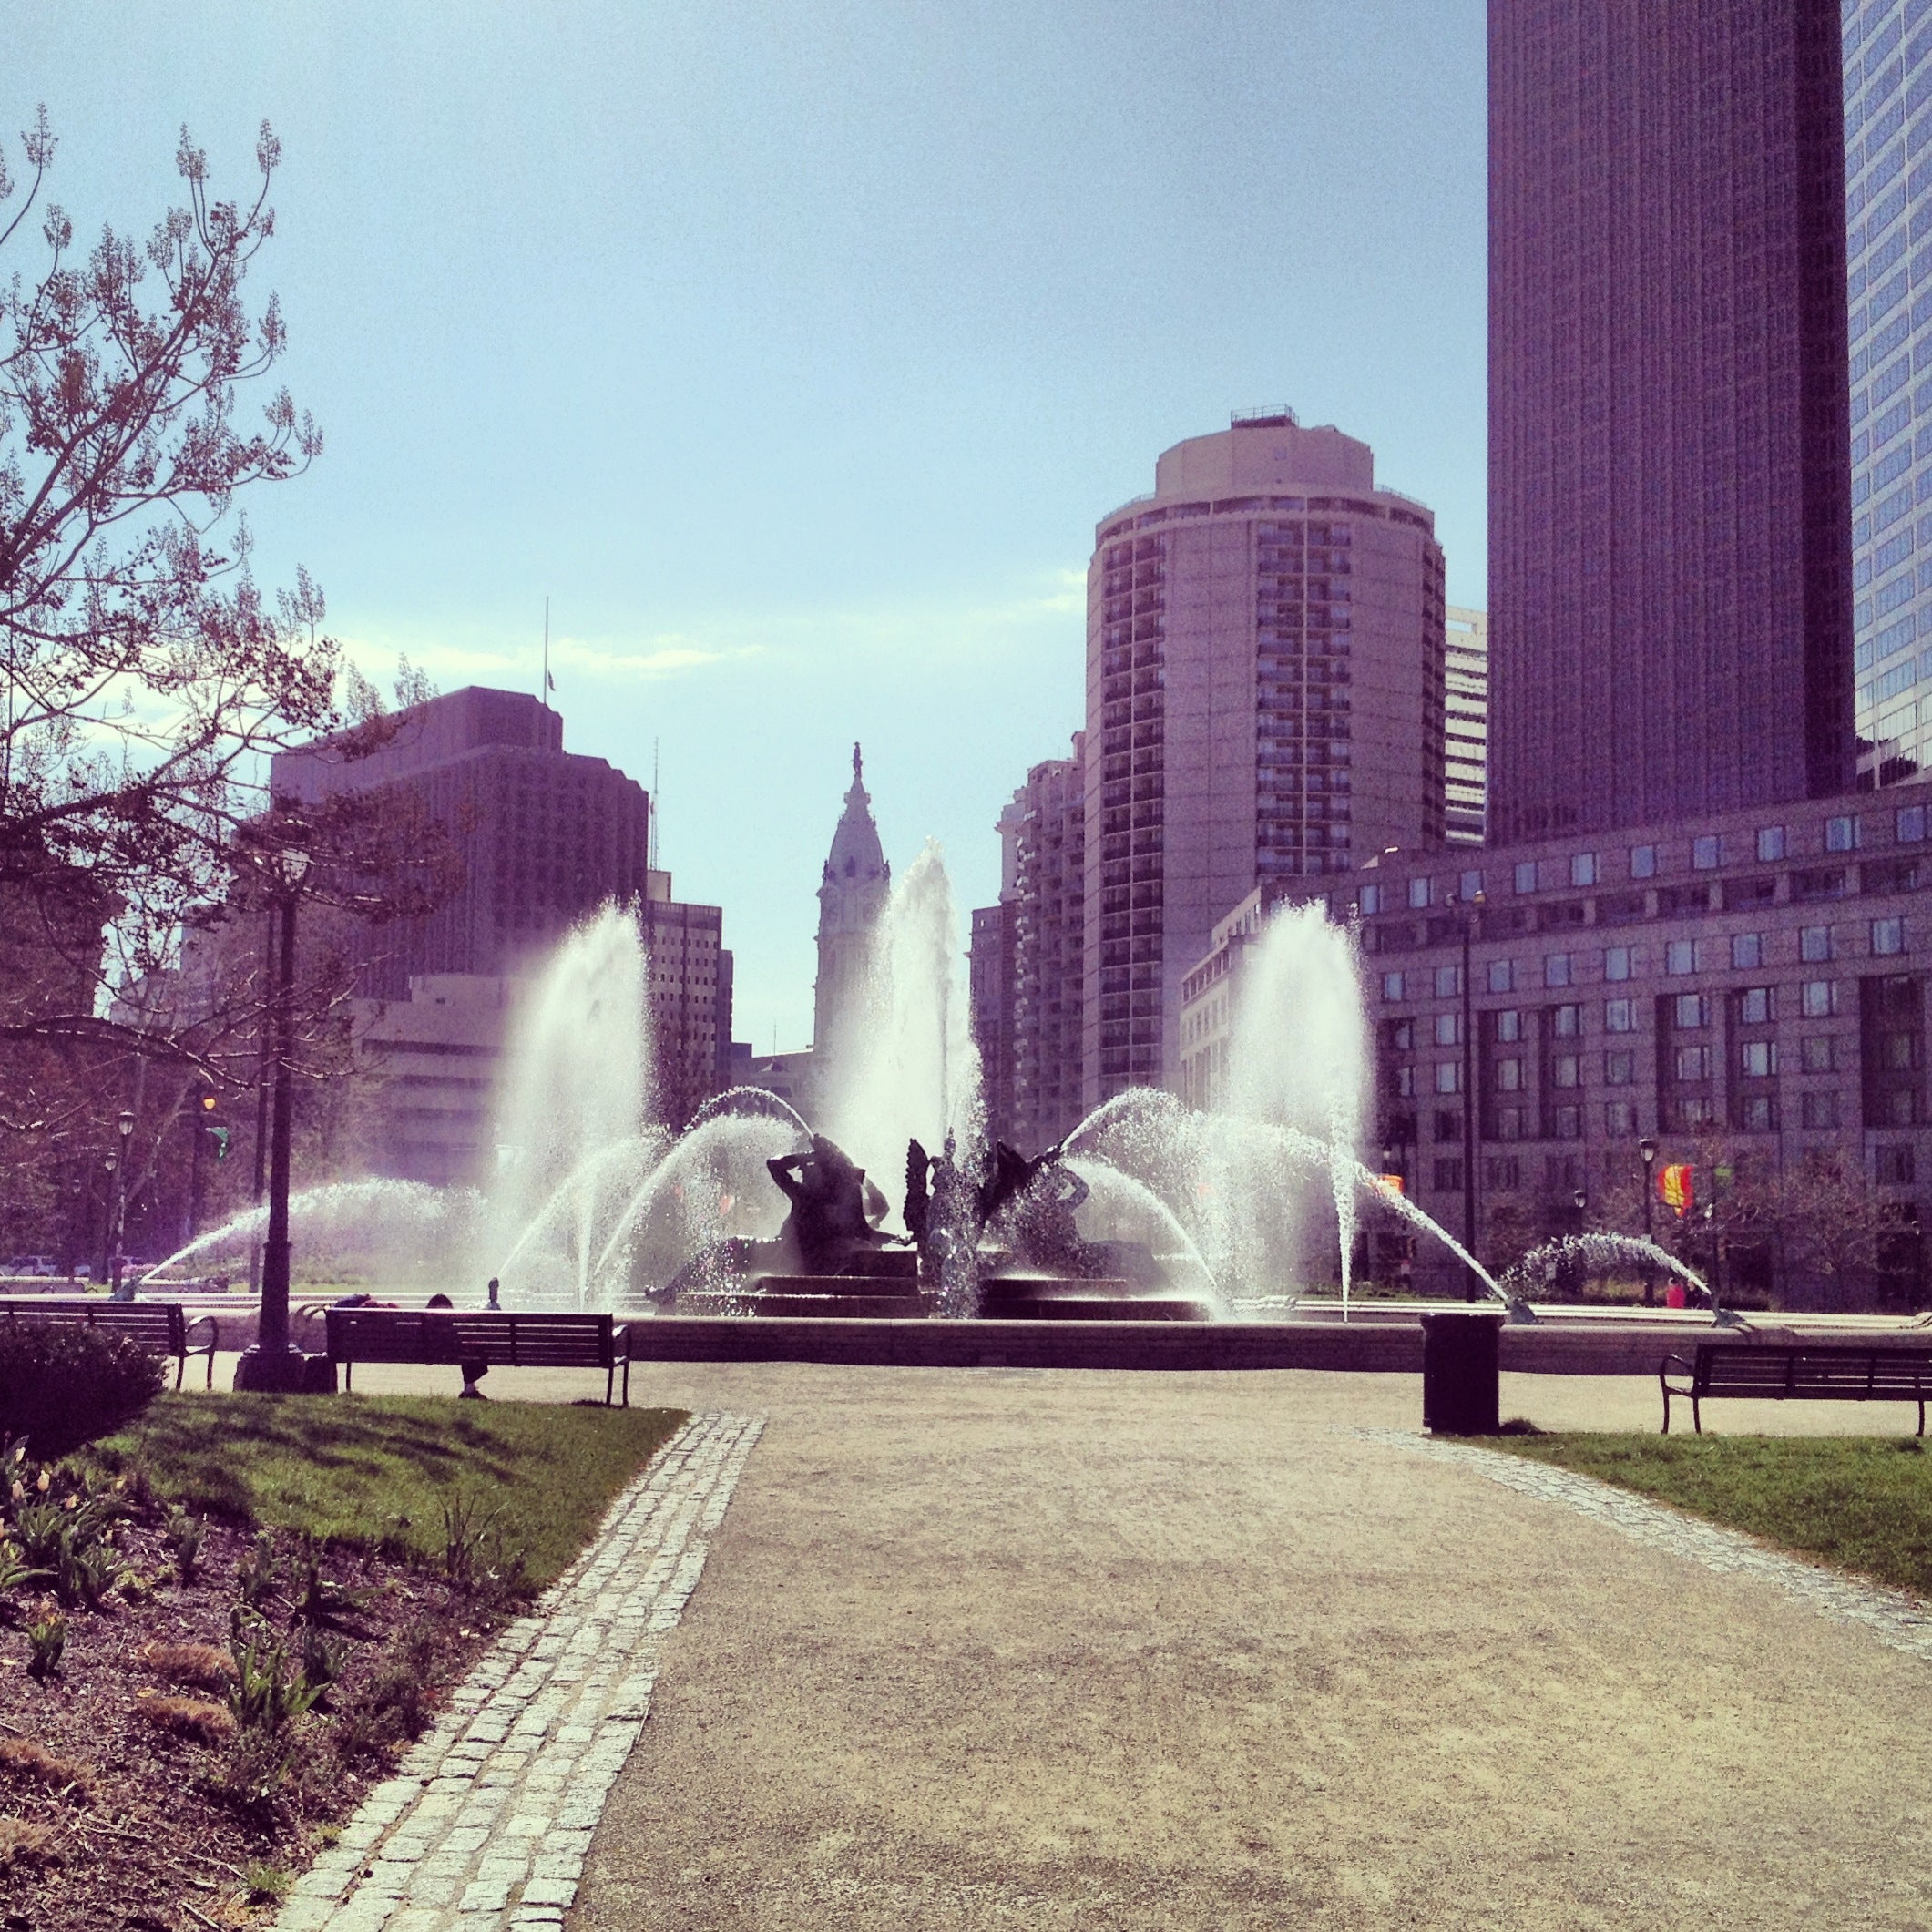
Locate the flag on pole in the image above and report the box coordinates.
[547,670,556,691]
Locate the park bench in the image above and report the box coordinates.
[0,1298,219,1389]
[323,1307,633,1406]
[1660,1341,1932,1436]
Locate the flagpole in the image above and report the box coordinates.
[542,597,550,709]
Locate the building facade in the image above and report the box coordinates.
[1083,410,1447,1105]
[998,738,1089,1150]
[1342,780,1932,1303]
[1489,0,1855,840]
[1845,1,1932,786]
[813,744,891,1078]
[270,688,654,997]
[1176,887,1281,1115]
[640,871,734,1130]
[351,974,511,1187]
[1445,607,1489,846]
[968,903,1013,1142]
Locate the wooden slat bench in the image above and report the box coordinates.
[0,1298,219,1389]
[323,1308,632,1406]
[1660,1341,1932,1435]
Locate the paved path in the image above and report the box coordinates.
[565,1362,1932,1932]
[275,1411,762,1932]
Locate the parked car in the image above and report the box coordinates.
[4,1256,57,1276]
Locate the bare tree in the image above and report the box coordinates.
[0,111,456,1236]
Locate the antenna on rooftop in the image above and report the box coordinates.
[649,738,660,871]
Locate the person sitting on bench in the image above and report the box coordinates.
[425,1293,489,1399]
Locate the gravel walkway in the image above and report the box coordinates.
[1358,1424,1932,1663]
[273,1410,763,1932]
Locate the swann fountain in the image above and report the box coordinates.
[143,872,1718,1324]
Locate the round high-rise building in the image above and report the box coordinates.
[1083,410,1447,1102]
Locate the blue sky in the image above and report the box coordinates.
[9,0,1487,1051]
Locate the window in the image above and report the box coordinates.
[1898,804,1927,843]
[1737,1095,1777,1133]
[1675,1046,1712,1080]
[1434,1062,1461,1095]
[1381,1018,1414,1052]
[1496,1058,1524,1092]
[1514,860,1538,894]
[1408,876,1432,910]
[1757,825,1787,862]
[1693,835,1722,871]
[1741,1041,1776,1078]
[1552,1105,1581,1140]
[1433,1013,1461,1047]
[1630,843,1657,879]
[1802,925,1835,963]
[1551,1005,1581,1038]
[1604,1101,1637,1135]
[1381,972,1405,1001]
[1666,940,1694,975]
[1801,1035,1833,1073]
[1604,946,1632,982]
[1494,1010,1524,1043]
[1605,1051,1636,1086]
[1825,814,1862,853]
[1486,1157,1521,1191]
[1395,1067,1416,1097]
[1737,987,1773,1025]
[1570,853,1598,887]
[1674,994,1709,1028]
[1544,954,1572,988]
[1360,884,1384,915]
[1802,979,1841,1017]
[1551,1055,1580,1089]
[1432,1109,1461,1143]
[1874,916,1906,956]
[1496,1106,1527,1142]
[1877,1145,1917,1185]
[1434,965,1462,998]
[1459,869,1484,900]
[1801,1090,1840,1130]
[1606,997,1636,1033]
[1487,959,1515,995]
[1731,933,1764,970]
[1433,1158,1465,1191]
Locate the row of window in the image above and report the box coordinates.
[1377,924,1906,1002]
[1359,806,1932,917]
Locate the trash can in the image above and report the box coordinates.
[1419,1308,1504,1435]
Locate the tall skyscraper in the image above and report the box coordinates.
[271,686,652,997]
[1001,736,1087,1149]
[1489,0,1855,841]
[1445,607,1489,846]
[1083,412,1447,1103]
[1845,4,1932,785]
[813,744,890,1073]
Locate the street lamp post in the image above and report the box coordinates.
[97,1154,117,1286]
[235,838,318,1393]
[188,1089,217,1243]
[107,1109,135,1299]
[1638,1135,1659,1305]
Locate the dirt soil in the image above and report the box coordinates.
[0,1512,502,1932]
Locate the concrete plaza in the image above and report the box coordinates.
[521,1362,1932,1932]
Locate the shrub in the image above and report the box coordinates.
[135,1692,238,1746]
[140,1641,235,1692]
[25,1610,64,1680]
[227,1616,322,1733]
[0,1819,58,1871]
[0,1737,93,1795]
[0,1324,163,1458]
[212,1727,297,1818]
[162,1505,205,1583]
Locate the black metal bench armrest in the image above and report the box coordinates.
[1659,1353,1697,1435]
[1659,1353,1696,1388]
[181,1314,220,1391]
[614,1322,631,1408]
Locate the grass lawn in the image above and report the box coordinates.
[1492,1431,1932,1598]
[87,1393,688,1588]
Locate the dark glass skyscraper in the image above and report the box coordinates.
[1489,0,1855,843]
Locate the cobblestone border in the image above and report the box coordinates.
[276,1410,765,1932]
[1357,1425,1932,1662]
